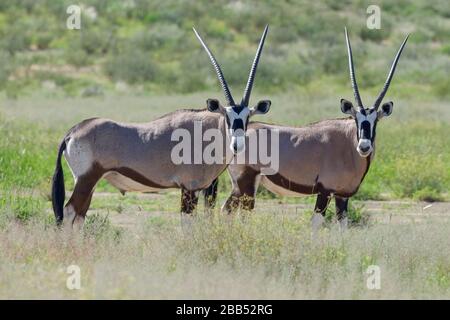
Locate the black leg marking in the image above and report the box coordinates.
[335,196,349,221]
[202,178,218,210]
[223,170,259,214]
[222,194,241,214]
[181,189,199,214]
[314,192,331,216]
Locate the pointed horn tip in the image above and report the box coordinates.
[260,24,269,38]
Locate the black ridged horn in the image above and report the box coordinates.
[344,27,364,109]
[193,27,235,106]
[373,34,409,110]
[241,24,269,107]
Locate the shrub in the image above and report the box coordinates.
[65,47,92,68]
[130,24,184,52]
[104,49,159,84]
[0,20,31,55]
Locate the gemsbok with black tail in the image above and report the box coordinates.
[52,25,271,228]
[222,28,409,230]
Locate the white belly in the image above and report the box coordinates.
[260,176,309,197]
[103,171,162,193]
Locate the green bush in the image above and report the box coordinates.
[0,21,31,55]
[104,49,159,84]
[359,27,391,43]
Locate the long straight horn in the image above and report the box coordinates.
[241,24,269,107]
[193,27,235,106]
[345,27,364,109]
[373,34,409,110]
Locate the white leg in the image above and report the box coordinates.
[311,212,325,238]
[73,214,85,232]
[339,216,348,231]
[180,213,194,235]
[63,204,76,231]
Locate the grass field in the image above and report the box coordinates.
[0,91,449,299]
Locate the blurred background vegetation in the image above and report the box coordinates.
[0,0,448,99]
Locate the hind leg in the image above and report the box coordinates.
[64,170,102,230]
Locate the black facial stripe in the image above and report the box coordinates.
[371,119,378,142]
[232,118,244,131]
[354,119,360,140]
[232,105,245,114]
[361,121,371,140]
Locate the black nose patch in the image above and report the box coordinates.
[232,118,244,131]
[360,145,370,152]
[360,121,371,140]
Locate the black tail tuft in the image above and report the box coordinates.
[202,178,219,210]
[52,139,66,226]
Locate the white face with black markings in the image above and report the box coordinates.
[341,99,394,157]
[225,106,250,154]
[207,99,271,154]
[354,109,378,156]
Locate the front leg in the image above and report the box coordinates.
[311,192,331,231]
[221,168,259,214]
[181,188,199,214]
[180,188,199,232]
[202,178,218,213]
[335,196,349,231]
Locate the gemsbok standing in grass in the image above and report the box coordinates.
[52,25,271,228]
[222,28,409,230]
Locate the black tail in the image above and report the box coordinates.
[52,139,66,226]
[202,178,218,210]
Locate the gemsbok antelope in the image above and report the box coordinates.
[222,28,409,230]
[51,25,272,227]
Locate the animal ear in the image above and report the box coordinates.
[251,100,271,115]
[340,99,355,116]
[206,99,221,113]
[378,101,393,118]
